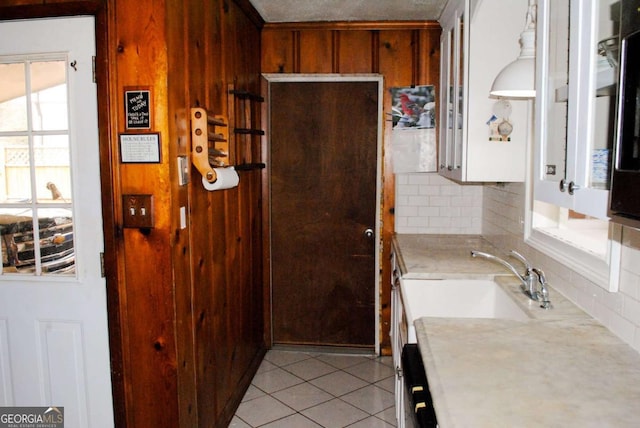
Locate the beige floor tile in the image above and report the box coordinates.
[341,384,395,415]
[272,382,333,411]
[251,367,304,394]
[301,398,369,428]
[348,416,395,427]
[283,357,338,381]
[343,358,396,383]
[260,413,323,427]
[314,353,373,370]
[233,350,401,427]
[309,370,369,397]
[234,395,295,427]
[264,349,313,367]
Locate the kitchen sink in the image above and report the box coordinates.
[400,279,529,343]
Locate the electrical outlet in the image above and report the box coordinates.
[123,194,154,228]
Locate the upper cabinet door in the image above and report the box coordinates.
[438,0,528,183]
[439,0,466,181]
[534,0,619,219]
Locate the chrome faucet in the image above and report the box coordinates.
[508,250,538,300]
[532,267,553,309]
[470,249,552,309]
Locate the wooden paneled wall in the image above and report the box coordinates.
[262,22,441,354]
[112,0,266,426]
[1,0,266,427]
[0,2,442,425]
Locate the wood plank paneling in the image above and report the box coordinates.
[298,30,334,73]
[2,0,266,427]
[336,31,374,73]
[261,30,295,73]
[0,2,441,424]
[112,0,181,425]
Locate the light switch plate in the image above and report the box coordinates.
[123,194,154,228]
[177,156,189,186]
[180,206,186,229]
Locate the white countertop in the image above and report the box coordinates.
[394,234,640,428]
[394,234,507,279]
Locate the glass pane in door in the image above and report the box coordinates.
[0,58,74,276]
[34,135,72,203]
[589,0,619,189]
[30,61,68,131]
[542,0,569,185]
[453,12,464,171]
[0,63,28,132]
[446,27,455,170]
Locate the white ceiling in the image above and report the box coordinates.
[247,0,447,22]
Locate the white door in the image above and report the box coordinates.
[0,17,114,427]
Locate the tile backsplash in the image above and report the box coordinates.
[394,173,483,234]
[483,183,640,353]
[394,174,640,352]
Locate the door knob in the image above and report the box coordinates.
[364,228,374,238]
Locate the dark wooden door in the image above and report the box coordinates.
[270,80,379,348]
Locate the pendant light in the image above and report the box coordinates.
[490,0,537,98]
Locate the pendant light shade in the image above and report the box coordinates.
[490,0,537,99]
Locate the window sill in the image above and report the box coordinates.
[526,226,620,292]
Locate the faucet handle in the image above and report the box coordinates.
[531,267,546,284]
[509,250,532,272]
[531,267,553,309]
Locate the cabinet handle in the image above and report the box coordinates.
[568,181,580,195]
[559,179,581,195]
[559,179,567,192]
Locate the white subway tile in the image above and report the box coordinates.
[397,184,419,196]
[608,310,637,345]
[428,196,451,207]
[407,195,430,206]
[429,216,452,228]
[407,217,429,227]
[407,173,432,185]
[395,206,418,217]
[623,296,640,326]
[418,185,441,196]
[418,206,440,217]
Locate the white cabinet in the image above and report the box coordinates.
[438,0,528,182]
[390,247,416,428]
[390,248,406,428]
[533,0,618,219]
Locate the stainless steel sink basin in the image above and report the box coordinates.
[400,279,529,342]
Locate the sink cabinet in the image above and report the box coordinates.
[390,248,409,428]
[438,0,528,182]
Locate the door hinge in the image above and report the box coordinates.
[100,252,105,278]
[92,56,96,83]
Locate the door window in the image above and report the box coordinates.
[0,57,75,275]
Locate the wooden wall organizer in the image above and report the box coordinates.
[227,84,266,172]
[190,107,229,183]
[190,86,266,185]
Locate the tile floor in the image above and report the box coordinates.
[230,349,398,427]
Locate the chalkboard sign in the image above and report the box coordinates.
[125,89,151,129]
